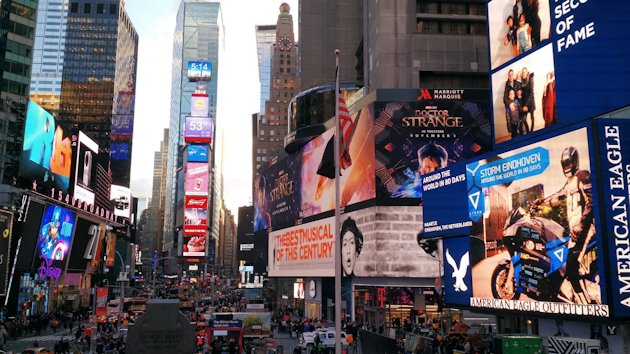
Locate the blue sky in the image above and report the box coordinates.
[126,0,298,214]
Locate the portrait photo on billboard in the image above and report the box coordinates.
[374,97,491,200]
[36,204,76,266]
[492,44,556,145]
[467,127,608,317]
[344,206,442,278]
[253,152,301,233]
[73,131,99,206]
[299,106,375,219]
[110,185,131,219]
[488,0,552,70]
[20,100,72,192]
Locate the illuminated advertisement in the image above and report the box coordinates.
[35,204,76,266]
[185,162,209,195]
[184,195,208,236]
[598,119,630,318]
[184,116,214,143]
[20,100,72,192]
[442,236,473,307]
[72,131,99,206]
[187,145,209,163]
[110,142,130,160]
[111,114,134,136]
[187,61,212,82]
[67,218,101,271]
[489,0,630,146]
[105,231,116,267]
[183,234,206,257]
[268,206,441,278]
[467,128,608,317]
[0,210,13,295]
[191,94,209,117]
[293,282,305,299]
[255,106,375,232]
[110,185,131,218]
[96,287,109,316]
[374,92,491,200]
[422,162,470,238]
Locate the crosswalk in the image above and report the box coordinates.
[16,332,71,342]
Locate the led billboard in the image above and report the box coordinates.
[191,94,209,117]
[374,91,491,200]
[183,195,208,236]
[35,205,76,283]
[467,127,608,317]
[72,131,99,206]
[20,100,73,192]
[255,106,375,232]
[187,61,212,82]
[598,119,630,318]
[184,116,214,143]
[268,206,441,278]
[185,162,209,195]
[187,145,209,163]
[110,142,130,160]
[0,210,13,295]
[488,0,630,146]
[110,185,131,219]
[442,236,473,307]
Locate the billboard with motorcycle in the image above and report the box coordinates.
[467,127,608,317]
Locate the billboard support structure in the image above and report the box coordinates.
[333,50,342,354]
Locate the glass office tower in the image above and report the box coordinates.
[58,0,138,186]
[164,1,223,258]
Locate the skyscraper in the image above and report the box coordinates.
[252,3,297,178]
[28,0,139,187]
[0,0,39,187]
[165,1,223,261]
[255,24,276,116]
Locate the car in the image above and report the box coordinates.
[298,329,348,351]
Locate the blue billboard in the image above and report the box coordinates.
[488,0,630,146]
[187,144,209,163]
[422,163,471,238]
[597,118,630,318]
[442,236,473,306]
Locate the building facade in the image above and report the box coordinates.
[0,0,39,188]
[58,0,138,186]
[165,0,223,266]
[252,3,297,180]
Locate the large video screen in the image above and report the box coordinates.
[185,162,209,195]
[488,0,630,146]
[185,116,214,143]
[187,61,212,82]
[268,206,441,278]
[255,106,375,233]
[36,205,76,267]
[110,185,131,219]
[467,127,608,317]
[374,92,491,200]
[20,100,73,192]
[72,131,99,206]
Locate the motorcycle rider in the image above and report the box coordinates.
[536,146,595,304]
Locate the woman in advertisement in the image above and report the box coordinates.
[341,217,364,277]
[253,175,271,232]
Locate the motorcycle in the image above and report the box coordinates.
[491,201,599,303]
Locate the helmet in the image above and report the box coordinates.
[561,147,579,177]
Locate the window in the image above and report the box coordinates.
[70,2,78,12]
[97,4,104,14]
[110,4,117,14]
[84,3,91,13]
[287,68,291,73]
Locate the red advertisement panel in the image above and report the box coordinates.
[96,287,108,316]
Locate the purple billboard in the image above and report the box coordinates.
[185,116,214,144]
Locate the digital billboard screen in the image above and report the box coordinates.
[110,185,131,219]
[184,116,214,143]
[111,114,134,136]
[72,131,99,206]
[183,195,208,236]
[187,144,209,163]
[466,127,608,317]
[110,142,130,160]
[488,0,630,146]
[255,105,375,232]
[374,91,491,200]
[35,205,76,282]
[185,162,208,195]
[191,94,209,117]
[268,206,441,278]
[187,61,212,82]
[0,210,13,295]
[20,100,73,192]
